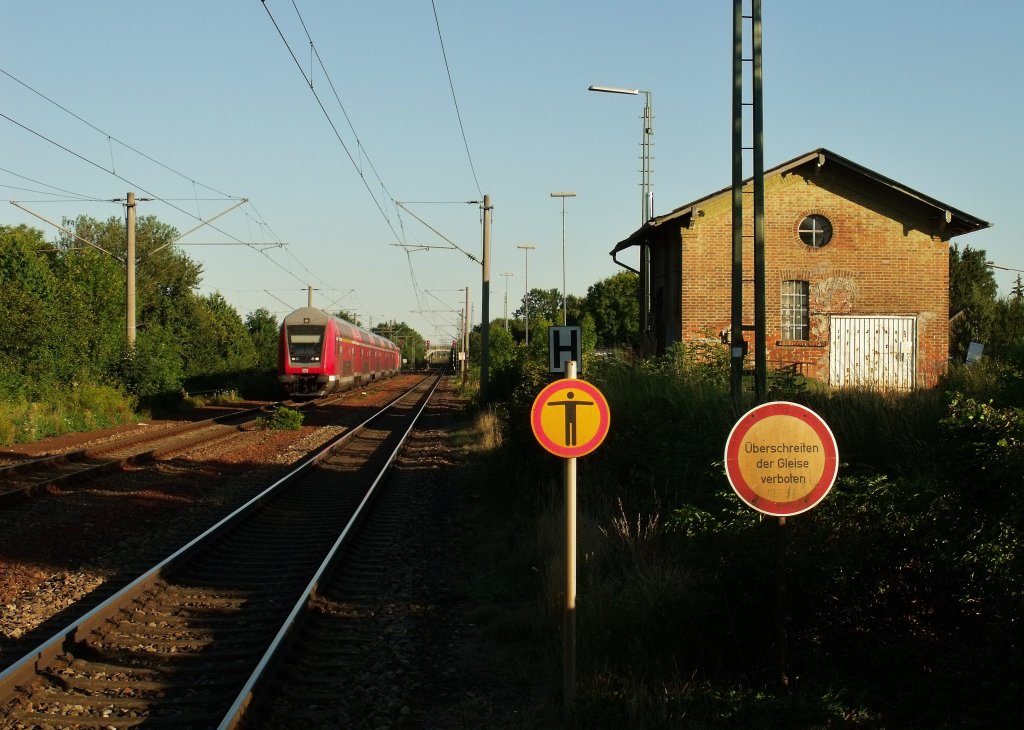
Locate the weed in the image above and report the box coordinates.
[255,406,303,431]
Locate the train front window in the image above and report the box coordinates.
[288,325,324,363]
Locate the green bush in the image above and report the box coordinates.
[488,354,1022,727]
[256,406,304,431]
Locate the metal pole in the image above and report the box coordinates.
[551,193,576,326]
[463,286,470,384]
[587,85,653,338]
[518,244,535,345]
[564,358,578,715]
[481,194,492,401]
[562,197,567,325]
[501,272,513,332]
[126,192,136,348]
[525,251,530,345]
[777,515,790,689]
[642,91,653,335]
[730,0,745,409]
[753,0,767,402]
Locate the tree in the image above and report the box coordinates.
[335,309,362,326]
[373,320,425,367]
[513,288,562,335]
[0,226,62,391]
[54,244,124,380]
[246,308,280,372]
[584,270,639,348]
[950,244,998,362]
[991,297,1024,364]
[183,292,257,376]
[63,215,201,333]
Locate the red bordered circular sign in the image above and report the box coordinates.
[531,379,610,458]
[724,401,839,516]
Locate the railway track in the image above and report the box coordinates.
[0,390,359,506]
[0,372,442,728]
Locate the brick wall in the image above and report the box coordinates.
[672,164,951,387]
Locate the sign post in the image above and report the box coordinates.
[530,364,610,715]
[724,400,839,688]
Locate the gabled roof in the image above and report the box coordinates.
[611,147,991,256]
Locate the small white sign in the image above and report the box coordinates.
[549,326,582,374]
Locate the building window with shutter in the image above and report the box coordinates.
[781,280,809,340]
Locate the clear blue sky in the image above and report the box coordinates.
[3,1,1021,344]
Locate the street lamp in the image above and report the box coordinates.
[588,86,653,224]
[500,272,514,331]
[589,84,654,335]
[550,192,576,325]
[517,244,536,345]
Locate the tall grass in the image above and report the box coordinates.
[492,352,1022,727]
[0,382,137,445]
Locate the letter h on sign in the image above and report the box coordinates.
[548,326,582,375]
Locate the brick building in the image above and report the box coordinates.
[610,148,990,388]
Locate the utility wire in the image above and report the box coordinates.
[0,66,236,200]
[1,65,357,309]
[431,0,482,198]
[261,0,403,244]
[0,165,97,201]
[2,111,333,293]
[1,111,256,245]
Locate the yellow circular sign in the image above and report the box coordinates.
[531,379,610,458]
[724,401,839,516]
[733,414,826,502]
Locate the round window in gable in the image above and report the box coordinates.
[798,214,833,248]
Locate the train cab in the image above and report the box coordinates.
[278,307,400,396]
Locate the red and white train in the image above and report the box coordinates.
[277,307,401,396]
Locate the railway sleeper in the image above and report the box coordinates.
[50,654,253,681]
[43,665,244,696]
[103,620,262,641]
[7,694,231,729]
[71,637,269,666]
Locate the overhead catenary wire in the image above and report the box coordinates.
[0,166,98,202]
[261,0,403,246]
[431,0,483,199]
[0,70,347,296]
[2,110,255,247]
[260,0,487,335]
[0,66,236,201]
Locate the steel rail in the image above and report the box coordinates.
[0,401,276,504]
[0,372,440,716]
[217,371,443,728]
[0,386,372,505]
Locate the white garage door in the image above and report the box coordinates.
[829,316,916,390]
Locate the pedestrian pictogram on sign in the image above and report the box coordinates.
[531,378,610,458]
[724,401,838,516]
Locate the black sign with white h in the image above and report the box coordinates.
[548,326,582,374]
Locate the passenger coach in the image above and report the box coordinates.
[278,307,401,396]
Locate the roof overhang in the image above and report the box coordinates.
[611,147,991,257]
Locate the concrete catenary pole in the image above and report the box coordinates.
[463,286,470,384]
[126,192,136,348]
[480,194,492,401]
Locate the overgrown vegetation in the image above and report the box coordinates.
[254,406,304,431]
[0,219,429,445]
[463,342,1022,728]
